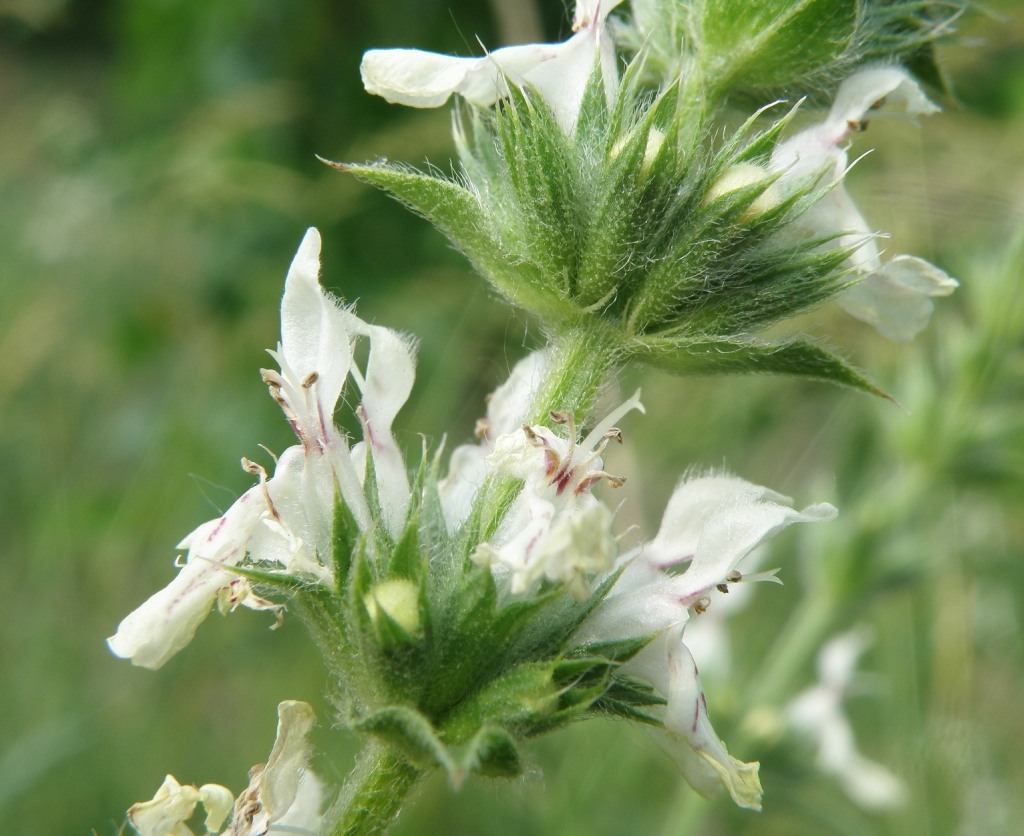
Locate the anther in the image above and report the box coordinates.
[694,595,711,615]
[726,570,742,583]
[241,457,268,480]
[302,371,319,388]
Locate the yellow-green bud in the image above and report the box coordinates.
[364,579,421,636]
[704,163,781,222]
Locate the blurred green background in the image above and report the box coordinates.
[1,1,1022,833]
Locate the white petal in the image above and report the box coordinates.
[829,65,939,128]
[108,488,264,669]
[279,228,354,422]
[361,41,570,110]
[644,475,833,572]
[514,30,604,132]
[840,254,958,341]
[573,0,627,28]
[437,443,489,532]
[348,321,416,537]
[633,629,763,810]
[786,628,907,810]
[839,752,908,810]
[484,350,549,441]
[361,18,618,134]
[572,552,688,645]
[361,49,503,109]
[249,446,332,575]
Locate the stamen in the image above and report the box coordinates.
[241,457,282,523]
[726,569,742,583]
[694,595,711,615]
[474,418,490,439]
[302,371,319,388]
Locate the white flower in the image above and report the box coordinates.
[785,627,907,810]
[771,66,958,341]
[360,0,625,133]
[126,701,323,836]
[472,391,643,597]
[438,350,549,532]
[576,474,836,809]
[109,229,416,669]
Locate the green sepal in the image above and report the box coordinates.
[591,675,666,725]
[573,61,611,154]
[353,705,454,774]
[565,633,655,665]
[330,159,495,268]
[698,0,858,96]
[226,563,314,592]
[420,566,551,717]
[634,335,892,399]
[388,516,422,582]
[332,491,361,594]
[458,725,523,780]
[442,660,562,742]
[494,84,584,302]
[285,583,354,680]
[353,706,524,788]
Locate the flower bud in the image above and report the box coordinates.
[704,163,782,222]
[364,578,421,637]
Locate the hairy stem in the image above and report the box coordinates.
[325,743,422,836]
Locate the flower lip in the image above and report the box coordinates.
[359,0,625,133]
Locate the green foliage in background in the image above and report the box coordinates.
[1,0,1022,833]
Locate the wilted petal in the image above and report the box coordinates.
[260,700,317,822]
[270,771,325,834]
[126,778,232,836]
[197,784,234,833]
[233,701,320,835]
[839,254,958,342]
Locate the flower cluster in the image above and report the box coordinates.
[108,228,416,669]
[111,229,838,821]
[111,0,961,830]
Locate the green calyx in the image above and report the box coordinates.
[242,442,659,791]
[337,60,884,396]
[618,0,966,103]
